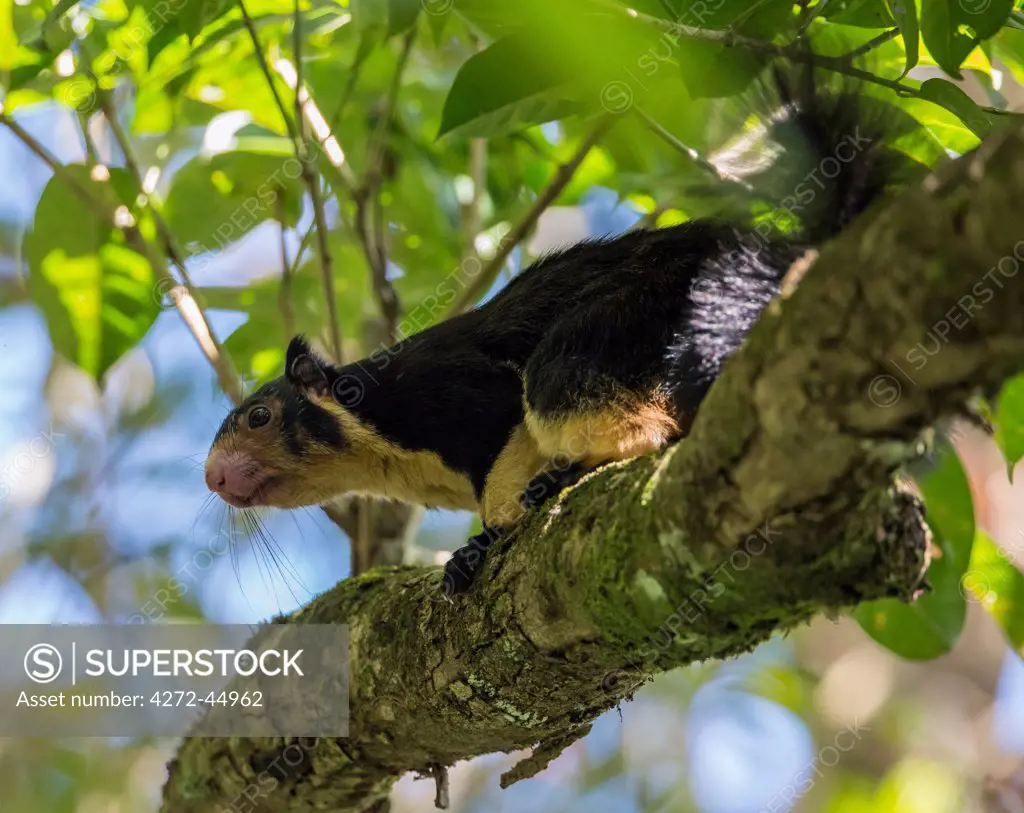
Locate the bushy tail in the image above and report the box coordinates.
[709,66,928,244]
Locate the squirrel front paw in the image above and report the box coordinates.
[442,528,499,595]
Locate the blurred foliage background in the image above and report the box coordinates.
[2,0,1024,810]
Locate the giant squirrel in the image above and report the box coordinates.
[204,68,925,595]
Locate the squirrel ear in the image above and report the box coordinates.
[285,336,330,396]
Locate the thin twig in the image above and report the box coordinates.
[609,3,919,97]
[431,765,450,810]
[0,112,243,403]
[240,3,358,194]
[448,115,616,315]
[327,39,372,142]
[726,0,784,33]
[302,165,343,366]
[277,200,295,337]
[356,497,373,577]
[840,28,900,62]
[243,0,344,363]
[292,0,305,144]
[292,34,344,364]
[796,0,830,37]
[239,0,301,147]
[358,29,415,336]
[289,220,316,277]
[633,105,753,190]
[463,138,487,258]
[77,110,100,166]
[329,20,414,576]
[320,501,361,544]
[77,44,209,290]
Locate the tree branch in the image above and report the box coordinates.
[840,28,900,61]
[163,114,1024,813]
[462,138,487,257]
[277,200,295,338]
[238,0,301,149]
[355,29,415,336]
[606,4,916,97]
[326,37,370,141]
[239,0,346,363]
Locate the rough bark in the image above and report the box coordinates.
[161,121,1024,813]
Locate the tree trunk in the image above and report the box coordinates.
[161,120,1024,813]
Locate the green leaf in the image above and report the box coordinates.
[8,60,49,91]
[19,0,81,52]
[178,0,232,41]
[963,531,1024,651]
[921,0,975,77]
[426,3,450,44]
[453,0,567,34]
[676,39,766,99]
[957,0,1014,37]
[438,32,573,138]
[824,0,896,27]
[0,0,15,74]
[388,0,420,35]
[224,318,288,387]
[136,0,232,49]
[163,149,305,254]
[602,0,790,99]
[44,0,82,24]
[918,77,994,137]
[921,0,1013,78]
[353,0,388,33]
[995,373,1024,478]
[886,0,920,74]
[893,95,980,158]
[854,445,975,659]
[439,14,657,137]
[25,167,160,380]
[148,24,186,69]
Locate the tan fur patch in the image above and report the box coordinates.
[525,393,682,468]
[307,393,478,511]
[481,424,548,527]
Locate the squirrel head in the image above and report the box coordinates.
[204,336,478,514]
[204,336,365,509]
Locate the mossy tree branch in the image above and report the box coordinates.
[161,121,1024,813]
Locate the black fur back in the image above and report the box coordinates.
[279,68,925,492]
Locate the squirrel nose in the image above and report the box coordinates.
[205,458,228,492]
[205,452,266,506]
[205,452,258,497]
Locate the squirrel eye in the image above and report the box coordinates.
[247,406,272,429]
